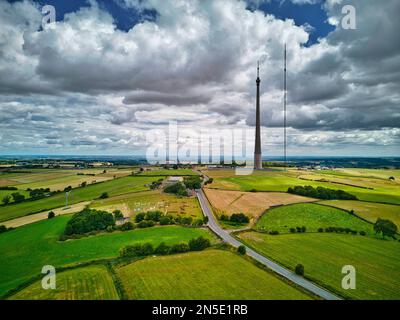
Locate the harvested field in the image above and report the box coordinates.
[204,188,315,221]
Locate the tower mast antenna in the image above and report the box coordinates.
[284,44,287,170]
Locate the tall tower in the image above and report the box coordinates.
[254,61,262,170]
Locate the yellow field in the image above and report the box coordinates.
[91,190,203,220]
[319,200,400,227]
[204,188,315,221]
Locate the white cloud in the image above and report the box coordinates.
[0,0,398,156]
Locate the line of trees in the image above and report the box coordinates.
[120,236,211,258]
[288,185,357,200]
[219,213,250,225]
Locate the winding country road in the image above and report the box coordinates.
[196,188,342,300]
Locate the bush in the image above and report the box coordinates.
[0,225,9,234]
[11,192,25,203]
[290,228,296,233]
[374,218,398,239]
[155,242,171,255]
[0,186,18,190]
[359,231,366,236]
[296,227,302,233]
[113,210,124,220]
[164,182,188,197]
[160,215,174,225]
[269,231,279,235]
[48,211,55,219]
[192,219,204,227]
[288,185,357,200]
[137,220,155,228]
[120,243,154,257]
[237,245,246,255]
[2,195,11,205]
[230,213,250,224]
[203,216,209,224]
[318,228,324,233]
[63,208,115,236]
[301,226,306,233]
[178,216,193,226]
[99,192,109,199]
[145,211,162,222]
[183,176,202,189]
[106,225,114,232]
[119,222,134,231]
[295,264,304,276]
[220,214,228,221]
[188,236,211,251]
[135,212,146,223]
[169,242,190,254]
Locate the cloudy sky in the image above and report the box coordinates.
[0,0,399,157]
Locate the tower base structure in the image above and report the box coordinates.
[254,153,262,170]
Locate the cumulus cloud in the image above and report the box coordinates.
[0,0,398,156]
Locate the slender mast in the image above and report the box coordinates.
[284,44,287,170]
[254,60,262,170]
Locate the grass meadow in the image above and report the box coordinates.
[0,215,214,297]
[255,203,374,235]
[116,249,312,300]
[318,200,400,228]
[0,176,159,222]
[239,232,400,300]
[10,265,119,300]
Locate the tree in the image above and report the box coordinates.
[0,225,8,234]
[389,176,395,181]
[80,181,87,187]
[155,242,171,255]
[2,195,11,205]
[230,213,249,224]
[374,218,398,239]
[237,245,246,255]
[188,236,211,251]
[113,210,124,220]
[183,176,202,190]
[164,182,188,197]
[11,192,25,203]
[135,212,146,223]
[99,192,109,199]
[119,222,134,231]
[160,215,174,225]
[145,211,162,222]
[295,264,304,276]
[63,208,115,236]
[48,211,55,219]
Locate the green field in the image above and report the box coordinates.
[10,265,119,300]
[0,176,159,222]
[319,200,400,228]
[255,203,373,234]
[137,168,199,176]
[239,232,400,300]
[116,249,311,300]
[205,169,400,205]
[91,190,203,220]
[0,215,214,297]
[0,189,30,203]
